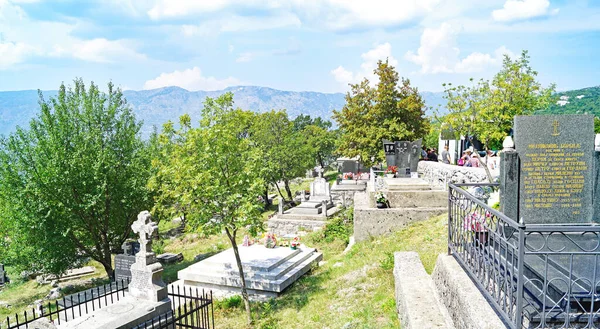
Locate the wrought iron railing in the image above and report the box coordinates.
[2,279,129,329]
[449,183,600,329]
[1,280,214,329]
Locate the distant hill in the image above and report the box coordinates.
[0,86,446,137]
[538,86,600,116]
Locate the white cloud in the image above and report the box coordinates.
[181,13,301,37]
[492,0,558,22]
[405,23,513,74]
[330,43,398,86]
[143,67,241,91]
[236,52,254,63]
[51,38,146,63]
[0,41,38,69]
[149,0,439,31]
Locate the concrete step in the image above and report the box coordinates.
[297,201,323,209]
[290,207,322,215]
[385,178,433,191]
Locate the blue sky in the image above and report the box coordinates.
[1,0,599,93]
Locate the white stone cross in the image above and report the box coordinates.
[315,166,324,178]
[132,211,157,255]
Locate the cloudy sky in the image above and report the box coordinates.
[1,0,599,93]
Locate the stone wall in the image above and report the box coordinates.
[353,191,445,242]
[418,161,496,184]
[267,218,326,236]
[432,254,508,329]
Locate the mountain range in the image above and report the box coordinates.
[0,86,448,138]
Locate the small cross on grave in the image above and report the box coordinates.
[315,166,324,178]
[132,211,158,267]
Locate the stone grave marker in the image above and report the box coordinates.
[512,114,594,224]
[0,264,8,285]
[310,177,330,197]
[114,240,139,282]
[382,139,422,176]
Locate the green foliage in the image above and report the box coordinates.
[442,50,555,148]
[309,206,354,244]
[540,86,600,116]
[0,79,151,278]
[251,110,313,201]
[215,295,243,310]
[333,60,429,166]
[380,251,394,271]
[149,92,263,324]
[423,121,441,149]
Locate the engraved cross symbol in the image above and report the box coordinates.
[131,211,157,254]
[551,120,560,136]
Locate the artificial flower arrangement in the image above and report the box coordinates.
[290,236,301,250]
[343,172,354,180]
[384,166,398,174]
[263,232,278,248]
[375,191,387,203]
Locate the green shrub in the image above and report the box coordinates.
[215,295,242,310]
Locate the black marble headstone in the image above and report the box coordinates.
[114,254,136,282]
[514,114,594,224]
[0,263,7,284]
[121,240,140,256]
[382,139,422,175]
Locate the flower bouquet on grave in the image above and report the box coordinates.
[264,232,278,248]
[384,166,398,178]
[290,236,300,250]
[242,235,252,247]
[343,172,354,180]
[375,191,389,208]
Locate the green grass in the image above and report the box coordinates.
[211,213,448,329]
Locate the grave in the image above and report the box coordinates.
[497,114,600,325]
[0,264,8,285]
[157,252,183,265]
[383,139,422,176]
[176,244,322,299]
[114,240,140,282]
[60,211,170,329]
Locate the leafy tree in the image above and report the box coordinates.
[251,110,312,203]
[0,79,151,279]
[291,114,337,168]
[333,59,429,167]
[595,117,600,134]
[150,93,263,325]
[442,50,555,148]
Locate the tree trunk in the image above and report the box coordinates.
[226,228,252,325]
[474,150,494,183]
[272,180,285,200]
[284,180,295,206]
[263,185,270,211]
[318,153,325,169]
[101,260,115,281]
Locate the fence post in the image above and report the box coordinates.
[447,184,452,255]
[515,220,526,328]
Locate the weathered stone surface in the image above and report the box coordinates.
[114,254,136,282]
[367,190,447,208]
[384,139,422,174]
[432,254,508,329]
[418,161,492,184]
[353,191,446,242]
[267,218,327,236]
[514,114,594,224]
[29,317,57,329]
[499,148,519,222]
[394,252,451,329]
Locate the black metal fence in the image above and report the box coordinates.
[449,183,600,329]
[134,285,214,329]
[2,279,130,329]
[1,280,213,329]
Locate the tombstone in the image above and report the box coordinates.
[502,114,595,224]
[278,197,284,215]
[382,139,422,176]
[0,264,8,285]
[498,114,600,323]
[310,177,331,198]
[115,241,139,282]
[128,211,167,302]
[315,166,324,178]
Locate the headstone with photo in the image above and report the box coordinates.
[382,139,422,176]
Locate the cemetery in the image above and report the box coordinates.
[1,38,596,329]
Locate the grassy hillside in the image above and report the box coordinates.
[538,86,600,116]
